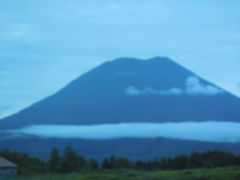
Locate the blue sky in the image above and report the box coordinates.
[0,0,240,119]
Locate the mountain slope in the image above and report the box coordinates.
[0,57,239,129]
[1,136,240,160]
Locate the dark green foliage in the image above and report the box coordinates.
[102,156,132,169]
[13,167,240,180]
[188,152,204,168]
[186,151,239,169]
[59,145,86,173]
[114,157,132,169]
[173,155,188,169]
[48,147,60,172]
[60,145,78,172]
[146,159,161,170]
[1,146,240,176]
[159,157,168,169]
[0,149,46,175]
[101,150,240,171]
[102,158,113,169]
[88,159,99,171]
[134,151,240,170]
[135,160,147,169]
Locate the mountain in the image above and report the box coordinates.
[0,57,239,159]
[1,136,240,160]
[0,57,239,129]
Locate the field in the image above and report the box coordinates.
[14,167,240,180]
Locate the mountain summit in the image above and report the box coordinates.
[0,57,239,129]
[1,57,240,160]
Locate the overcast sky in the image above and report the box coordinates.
[0,0,240,119]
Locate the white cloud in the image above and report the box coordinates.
[125,86,182,96]
[125,76,224,97]
[186,76,224,95]
[159,88,183,95]
[5,121,240,143]
[125,86,143,96]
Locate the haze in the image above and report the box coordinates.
[0,0,240,119]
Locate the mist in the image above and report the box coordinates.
[125,76,224,96]
[6,121,240,143]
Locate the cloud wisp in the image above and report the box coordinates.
[125,86,182,96]
[125,76,224,96]
[5,121,240,143]
[186,76,224,95]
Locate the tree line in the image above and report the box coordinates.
[0,146,240,175]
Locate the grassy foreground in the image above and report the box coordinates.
[15,167,240,180]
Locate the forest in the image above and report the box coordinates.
[0,146,240,175]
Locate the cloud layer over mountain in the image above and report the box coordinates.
[6,121,240,143]
[125,76,224,96]
[186,76,224,95]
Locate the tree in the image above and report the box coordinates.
[172,155,188,170]
[135,160,147,169]
[159,157,168,170]
[202,151,238,168]
[109,156,116,169]
[48,147,60,172]
[102,158,111,169]
[0,149,46,175]
[187,152,203,168]
[115,157,132,169]
[88,159,99,171]
[77,155,87,171]
[60,145,86,172]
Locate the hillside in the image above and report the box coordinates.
[0,57,239,159]
[0,57,239,129]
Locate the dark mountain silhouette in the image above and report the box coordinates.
[1,136,240,160]
[0,57,239,129]
[0,57,239,159]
